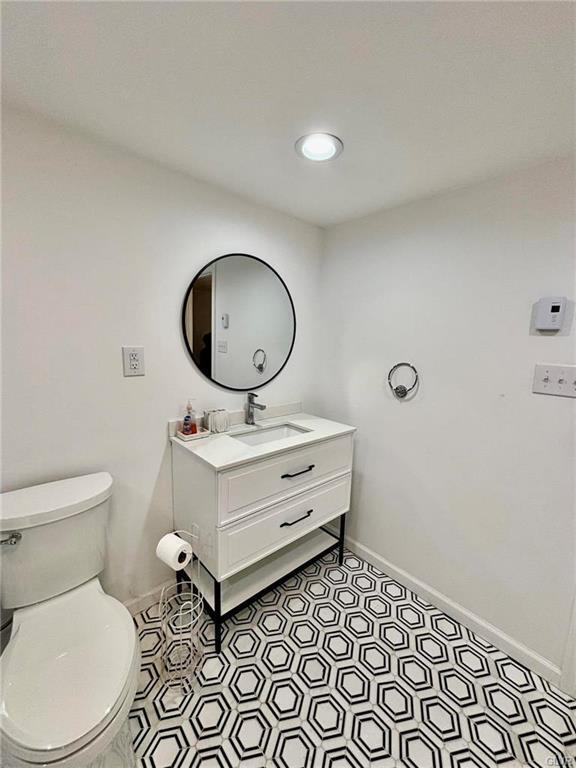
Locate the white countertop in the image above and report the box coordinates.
[170,412,356,471]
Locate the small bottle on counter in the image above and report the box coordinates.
[195,408,205,433]
[181,400,197,435]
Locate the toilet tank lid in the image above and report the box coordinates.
[0,473,113,531]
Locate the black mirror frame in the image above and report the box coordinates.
[181,253,297,392]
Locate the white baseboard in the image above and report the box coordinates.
[342,533,563,689]
[560,595,576,696]
[123,579,173,617]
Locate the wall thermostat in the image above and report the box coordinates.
[535,296,566,331]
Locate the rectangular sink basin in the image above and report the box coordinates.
[232,424,308,447]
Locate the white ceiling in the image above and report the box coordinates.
[3,2,573,226]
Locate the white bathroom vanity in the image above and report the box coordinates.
[171,412,355,651]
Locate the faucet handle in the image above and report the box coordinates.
[248,392,258,400]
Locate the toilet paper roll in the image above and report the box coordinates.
[156,533,193,571]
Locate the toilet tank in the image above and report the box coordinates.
[0,473,113,609]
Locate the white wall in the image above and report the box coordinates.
[314,159,575,673]
[1,108,322,602]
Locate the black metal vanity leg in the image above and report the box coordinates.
[214,579,222,654]
[338,513,346,565]
[176,569,184,595]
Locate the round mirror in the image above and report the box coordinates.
[182,254,296,391]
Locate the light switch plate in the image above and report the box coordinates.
[532,363,576,398]
[122,346,145,377]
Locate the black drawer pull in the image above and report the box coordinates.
[281,464,315,479]
[280,509,313,528]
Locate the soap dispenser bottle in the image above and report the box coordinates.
[182,400,197,435]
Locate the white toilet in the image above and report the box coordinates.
[0,473,140,767]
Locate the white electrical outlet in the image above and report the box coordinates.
[122,347,145,377]
[532,363,576,398]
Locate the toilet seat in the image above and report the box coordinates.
[0,578,139,765]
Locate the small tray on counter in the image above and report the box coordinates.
[176,427,212,441]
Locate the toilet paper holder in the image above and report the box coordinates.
[158,526,205,691]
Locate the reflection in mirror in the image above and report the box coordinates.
[182,254,296,391]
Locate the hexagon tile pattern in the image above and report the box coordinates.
[130,550,575,767]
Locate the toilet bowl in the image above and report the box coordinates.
[0,473,140,767]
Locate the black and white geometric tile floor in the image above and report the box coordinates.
[130,551,576,768]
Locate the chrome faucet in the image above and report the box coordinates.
[246,392,266,425]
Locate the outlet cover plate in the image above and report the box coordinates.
[122,346,145,377]
[532,363,576,398]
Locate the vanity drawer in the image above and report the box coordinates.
[218,474,350,578]
[218,435,353,523]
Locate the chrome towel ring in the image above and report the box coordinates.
[253,348,267,374]
[388,362,419,399]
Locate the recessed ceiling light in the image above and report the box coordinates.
[295,133,343,162]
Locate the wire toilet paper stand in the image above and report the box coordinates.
[158,526,204,691]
